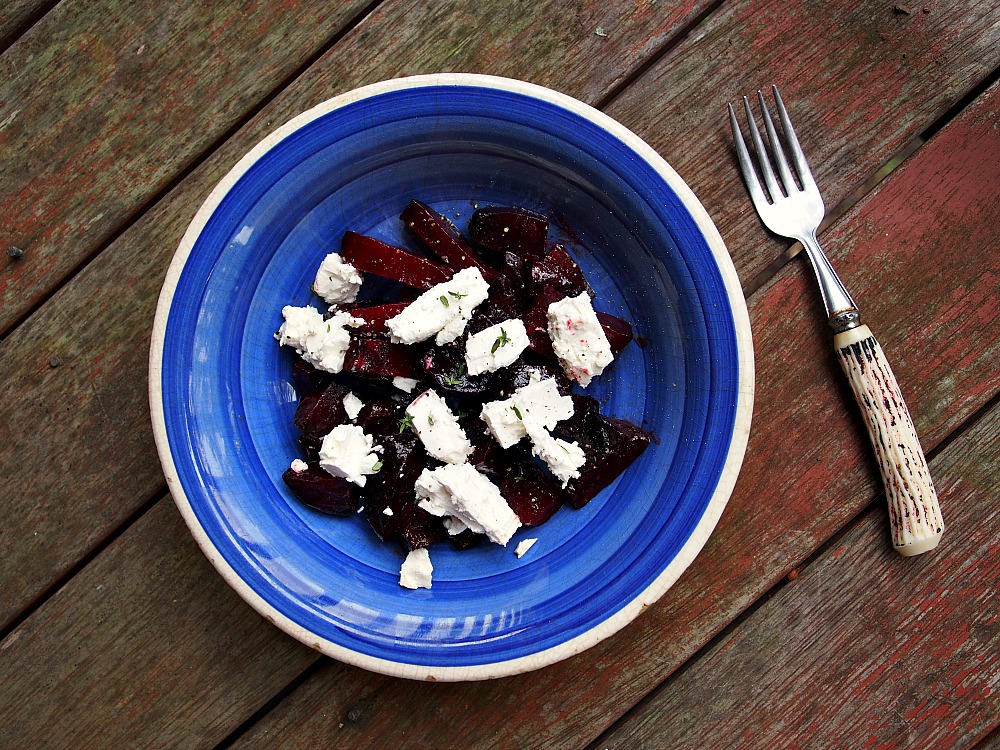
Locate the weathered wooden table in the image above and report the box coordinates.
[2,1,998,747]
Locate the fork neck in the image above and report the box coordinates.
[799,230,861,333]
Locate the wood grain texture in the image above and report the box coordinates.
[604,0,1000,285]
[0,499,317,750]
[0,0,718,632]
[0,0,996,746]
[0,0,713,337]
[595,400,1000,750]
[222,74,1000,750]
[0,0,374,336]
[0,0,51,51]
[1,0,996,635]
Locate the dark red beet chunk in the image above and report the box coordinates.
[400,200,496,280]
[468,206,549,262]
[355,397,406,436]
[595,311,634,355]
[344,337,418,379]
[500,462,563,526]
[530,243,591,298]
[343,301,409,335]
[290,360,327,397]
[364,434,447,551]
[522,285,565,356]
[294,381,349,440]
[555,396,651,508]
[342,231,451,290]
[282,464,359,515]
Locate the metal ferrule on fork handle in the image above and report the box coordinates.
[799,229,861,333]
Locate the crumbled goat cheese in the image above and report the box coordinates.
[342,391,364,420]
[464,318,530,375]
[406,389,472,465]
[523,419,586,487]
[313,252,363,304]
[392,376,419,393]
[318,424,381,487]
[480,374,574,449]
[546,292,613,387]
[415,464,521,546]
[515,538,538,558]
[386,267,490,345]
[276,305,363,373]
[383,507,393,516]
[289,458,309,473]
[399,548,433,589]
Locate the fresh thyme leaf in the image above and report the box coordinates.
[439,295,450,307]
[398,414,415,433]
[448,290,468,299]
[428,415,435,426]
[491,328,512,354]
[371,460,383,472]
[511,405,523,420]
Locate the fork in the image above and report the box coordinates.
[729,85,943,556]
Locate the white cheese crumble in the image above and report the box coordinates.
[399,548,433,589]
[406,389,472,465]
[464,318,530,375]
[313,252,363,304]
[392,376,419,393]
[386,267,490,345]
[383,507,393,516]
[515,538,538,558]
[480,374,574,449]
[546,292,613,387]
[289,458,309,473]
[342,391,364,420]
[276,306,363,373]
[318,424,381,487]
[415,464,521,546]
[524,420,586,487]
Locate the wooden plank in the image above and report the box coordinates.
[1,0,996,633]
[0,0,714,337]
[604,0,1000,284]
[0,0,996,744]
[0,0,375,336]
[0,0,51,51]
[594,400,1000,749]
[0,0,721,631]
[222,70,1000,750]
[0,498,317,750]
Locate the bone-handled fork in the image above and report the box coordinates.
[729,85,943,556]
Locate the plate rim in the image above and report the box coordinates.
[148,72,754,681]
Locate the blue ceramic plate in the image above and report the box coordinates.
[149,74,753,681]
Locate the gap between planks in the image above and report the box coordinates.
[586,390,1000,750]
[0,0,386,343]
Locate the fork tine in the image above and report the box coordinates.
[742,96,782,202]
[757,90,798,196]
[728,103,769,207]
[771,84,819,193]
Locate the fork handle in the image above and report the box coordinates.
[834,325,944,555]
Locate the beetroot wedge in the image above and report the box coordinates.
[342,231,451,290]
[400,200,496,279]
[468,205,548,262]
[500,462,563,526]
[364,434,447,551]
[344,337,418,379]
[530,243,591,298]
[294,381,350,440]
[342,301,410,335]
[282,464,360,515]
[554,396,651,508]
[595,311,634,356]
